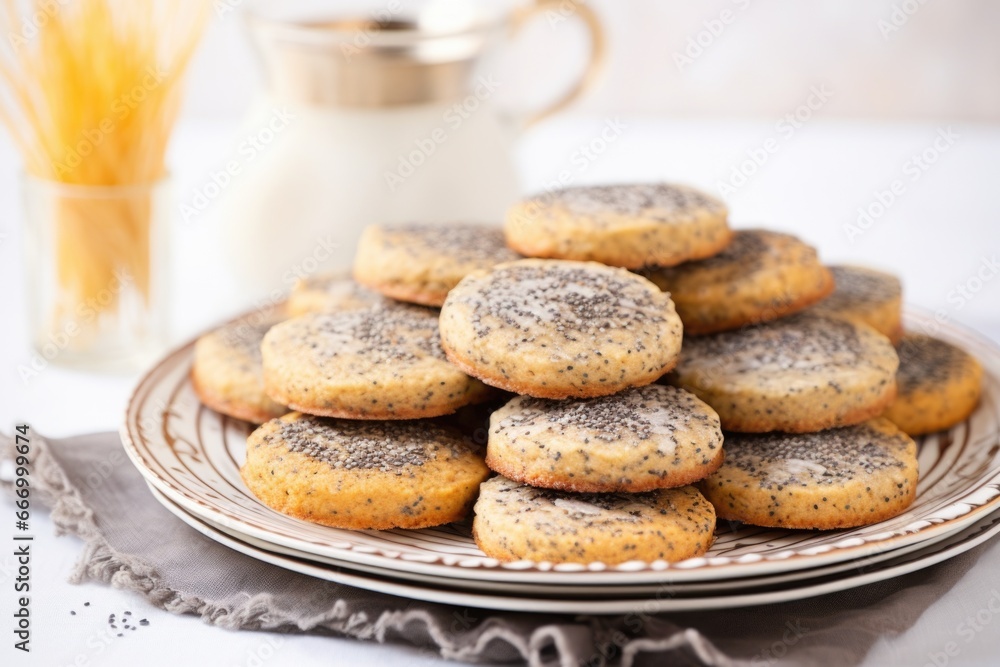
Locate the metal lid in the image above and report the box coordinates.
[246,1,513,108]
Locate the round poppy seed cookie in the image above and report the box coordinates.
[191,318,286,423]
[644,229,834,335]
[808,265,903,343]
[472,477,716,564]
[504,183,731,269]
[883,334,983,436]
[699,418,918,529]
[353,223,521,307]
[487,385,723,492]
[287,273,389,317]
[440,259,683,399]
[262,305,492,419]
[668,314,898,433]
[242,413,490,530]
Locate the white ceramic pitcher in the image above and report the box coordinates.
[217,0,604,297]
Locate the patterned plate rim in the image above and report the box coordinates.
[143,481,982,596]
[120,307,1000,583]
[150,481,1000,613]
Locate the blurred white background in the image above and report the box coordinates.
[1,5,999,666]
[186,0,1000,122]
[162,0,999,334]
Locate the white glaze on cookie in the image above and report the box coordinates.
[808,265,902,342]
[669,314,898,432]
[440,259,683,398]
[504,183,731,268]
[263,305,491,419]
[473,476,716,564]
[487,385,723,492]
[287,273,390,317]
[242,412,489,529]
[700,418,918,529]
[883,334,983,435]
[191,317,286,423]
[353,223,521,306]
[644,229,834,335]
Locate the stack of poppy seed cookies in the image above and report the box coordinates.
[188,183,984,566]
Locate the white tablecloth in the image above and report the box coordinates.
[1,117,998,666]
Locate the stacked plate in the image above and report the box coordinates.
[121,311,1000,613]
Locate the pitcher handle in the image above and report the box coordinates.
[511,0,606,129]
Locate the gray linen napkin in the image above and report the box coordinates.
[2,431,994,667]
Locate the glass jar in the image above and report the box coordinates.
[21,176,170,371]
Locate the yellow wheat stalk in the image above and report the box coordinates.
[0,0,208,342]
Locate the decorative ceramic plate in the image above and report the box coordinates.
[121,310,1000,586]
[143,481,963,596]
[150,483,1000,613]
